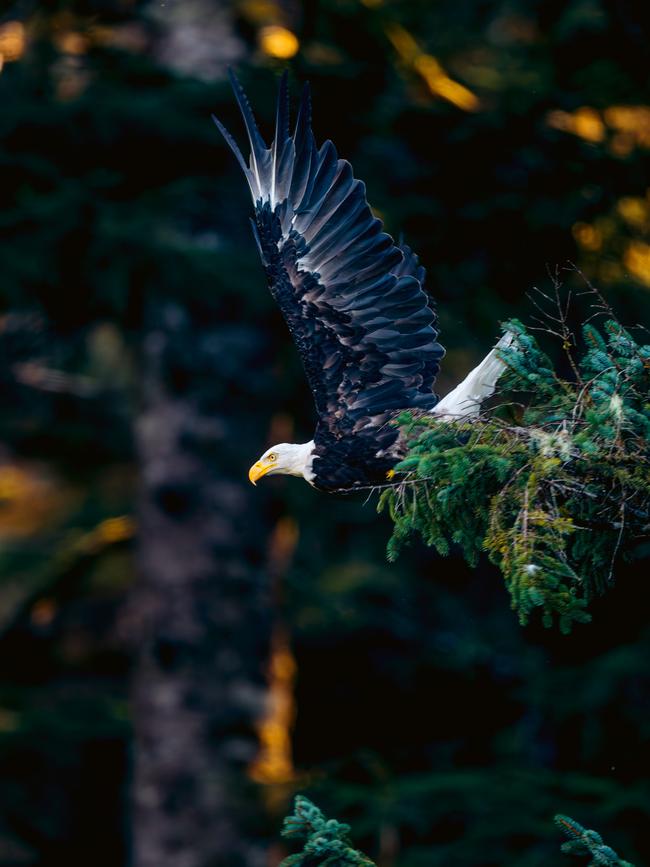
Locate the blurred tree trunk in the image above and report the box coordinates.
[129,302,271,867]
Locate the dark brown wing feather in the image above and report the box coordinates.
[214,71,445,487]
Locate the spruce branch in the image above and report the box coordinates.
[278,800,636,866]
[280,796,375,866]
[378,283,650,632]
[555,815,634,867]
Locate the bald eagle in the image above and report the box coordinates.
[215,72,512,493]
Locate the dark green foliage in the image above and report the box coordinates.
[278,800,636,866]
[555,815,633,867]
[280,797,375,866]
[2,0,650,864]
[380,311,650,632]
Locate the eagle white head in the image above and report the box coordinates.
[248,441,315,485]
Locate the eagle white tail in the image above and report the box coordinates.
[431,331,515,419]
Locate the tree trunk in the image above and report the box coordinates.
[129,303,271,867]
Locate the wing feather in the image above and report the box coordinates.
[214,72,445,441]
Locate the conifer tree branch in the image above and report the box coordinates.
[555,814,634,867]
[280,796,376,866]
[377,283,650,632]
[278,800,636,865]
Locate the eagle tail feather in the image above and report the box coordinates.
[431,330,514,418]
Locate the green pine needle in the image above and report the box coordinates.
[379,312,650,632]
[555,814,634,867]
[280,796,375,866]
[278,801,636,866]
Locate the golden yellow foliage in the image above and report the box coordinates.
[546,108,605,143]
[616,196,650,229]
[0,463,70,539]
[547,104,650,155]
[0,21,26,65]
[386,24,479,112]
[259,25,299,59]
[624,240,650,287]
[248,628,297,785]
[572,222,603,252]
[54,31,89,55]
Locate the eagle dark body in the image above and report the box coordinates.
[216,72,445,492]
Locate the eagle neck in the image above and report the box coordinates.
[298,440,316,484]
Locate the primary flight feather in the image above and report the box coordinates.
[215,71,511,492]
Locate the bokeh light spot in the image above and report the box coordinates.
[259,25,299,59]
[0,20,25,65]
[572,222,603,252]
[547,108,605,143]
[624,240,650,287]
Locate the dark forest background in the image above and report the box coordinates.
[0,0,649,865]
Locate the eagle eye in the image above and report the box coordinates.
[268,453,277,461]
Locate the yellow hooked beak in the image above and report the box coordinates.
[248,460,271,485]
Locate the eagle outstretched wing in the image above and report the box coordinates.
[214,71,444,439]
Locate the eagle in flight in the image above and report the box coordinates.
[215,72,511,493]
